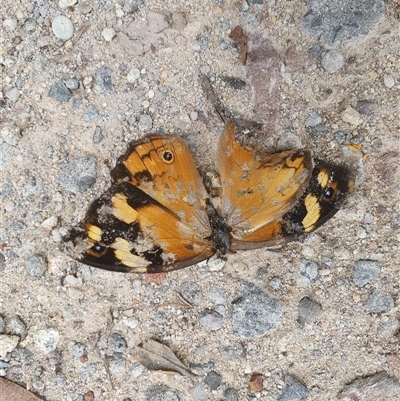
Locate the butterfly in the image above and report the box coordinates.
[64,120,354,273]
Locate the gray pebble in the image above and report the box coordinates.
[9,316,26,335]
[138,114,153,132]
[77,2,93,14]
[219,40,230,51]
[48,80,72,102]
[204,370,222,389]
[241,12,261,30]
[305,110,322,127]
[23,18,37,33]
[353,260,381,287]
[52,15,74,40]
[1,124,22,146]
[199,309,223,331]
[145,384,184,401]
[93,126,103,143]
[83,105,99,121]
[65,78,79,90]
[269,277,281,289]
[229,282,283,338]
[96,66,113,94]
[0,228,8,244]
[307,43,323,59]
[80,362,97,384]
[5,88,20,103]
[180,281,203,305]
[279,375,308,401]
[107,332,127,353]
[0,316,5,334]
[223,387,239,401]
[0,253,5,272]
[356,99,378,115]
[321,50,344,73]
[108,354,126,373]
[131,362,145,377]
[297,297,322,328]
[58,155,96,193]
[71,98,82,110]
[0,143,10,167]
[366,288,394,313]
[333,131,349,144]
[25,254,47,279]
[0,182,13,200]
[123,0,139,14]
[299,260,320,282]
[72,342,86,357]
[302,0,384,45]
[306,124,327,137]
[208,288,227,305]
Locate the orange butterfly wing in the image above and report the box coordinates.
[217,121,313,247]
[66,135,214,273]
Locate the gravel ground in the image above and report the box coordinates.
[1,1,399,400]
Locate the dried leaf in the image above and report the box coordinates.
[0,378,43,401]
[229,26,247,64]
[249,372,264,392]
[134,339,195,377]
[338,371,400,400]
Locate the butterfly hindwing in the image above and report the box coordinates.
[217,121,313,242]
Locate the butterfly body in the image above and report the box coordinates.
[64,121,353,273]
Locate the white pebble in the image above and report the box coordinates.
[383,74,395,88]
[341,106,363,126]
[52,16,74,40]
[59,0,77,9]
[102,27,116,42]
[127,68,140,83]
[1,123,21,146]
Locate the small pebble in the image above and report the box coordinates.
[383,74,395,89]
[52,16,74,41]
[341,106,363,126]
[198,309,223,331]
[108,354,126,373]
[83,105,99,121]
[93,126,103,143]
[356,100,377,115]
[321,50,344,73]
[41,216,58,230]
[1,124,21,146]
[175,114,191,131]
[131,362,145,378]
[279,375,308,401]
[96,66,113,94]
[0,335,20,358]
[65,78,79,90]
[138,114,153,132]
[102,27,116,42]
[127,68,140,83]
[180,281,203,304]
[208,288,227,305]
[72,342,86,357]
[5,88,20,103]
[48,80,72,102]
[223,388,239,401]
[0,144,9,167]
[297,297,322,328]
[25,254,47,279]
[0,316,5,334]
[9,315,26,335]
[229,282,283,338]
[35,329,60,353]
[59,0,77,9]
[107,333,127,353]
[356,227,368,239]
[299,260,320,282]
[190,111,198,121]
[305,110,322,127]
[204,371,222,389]
[78,2,93,14]
[58,156,96,193]
[366,288,394,313]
